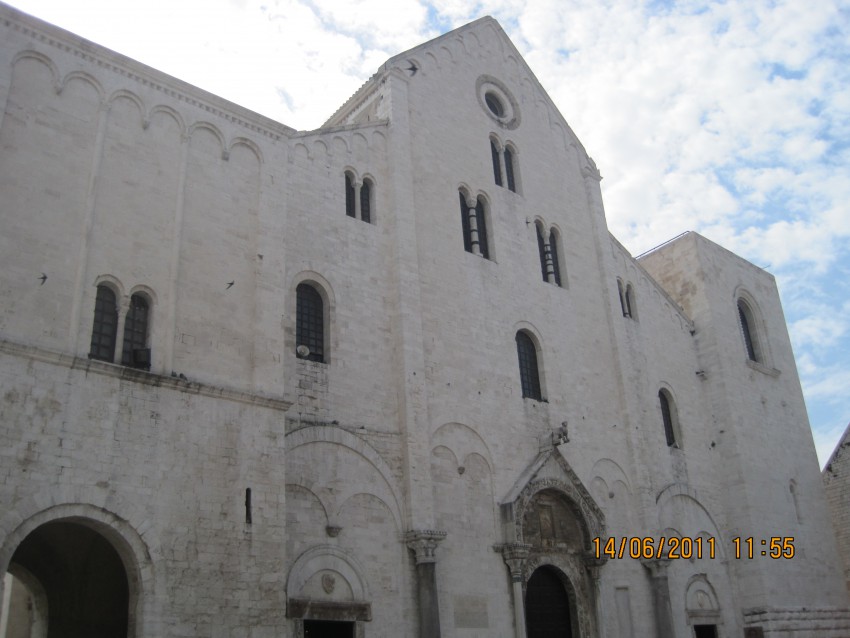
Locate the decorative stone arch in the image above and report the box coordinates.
[0,502,156,638]
[59,70,104,100]
[11,50,61,92]
[147,104,186,135]
[188,121,228,160]
[286,425,403,530]
[107,89,147,128]
[523,557,587,638]
[286,545,372,638]
[684,574,722,629]
[229,136,264,165]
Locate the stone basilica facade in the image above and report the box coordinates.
[0,3,848,637]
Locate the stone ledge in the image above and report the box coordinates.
[0,339,292,411]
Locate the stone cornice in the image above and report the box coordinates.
[1,4,295,141]
[0,339,292,411]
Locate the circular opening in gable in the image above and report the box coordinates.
[485,92,505,117]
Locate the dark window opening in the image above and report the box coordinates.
[121,294,150,369]
[296,283,325,363]
[89,285,118,362]
[485,92,504,117]
[460,193,473,253]
[738,300,757,361]
[491,140,503,186]
[659,390,677,447]
[625,285,635,319]
[516,331,542,400]
[617,279,627,316]
[475,198,490,259]
[504,146,516,192]
[536,224,548,282]
[550,231,562,287]
[345,173,355,218]
[360,179,372,223]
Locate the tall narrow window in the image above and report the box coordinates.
[121,294,150,369]
[659,389,679,447]
[345,173,356,218]
[360,178,372,224]
[550,229,562,287]
[536,223,548,282]
[516,331,542,400]
[504,146,516,192]
[89,285,118,362]
[491,140,503,187]
[738,300,758,361]
[296,283,325,363]
[460,193,473,253]
[475,198,490,259]
[617,279,627,316]
[624,284,635,319]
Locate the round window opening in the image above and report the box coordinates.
[485,92,505,117]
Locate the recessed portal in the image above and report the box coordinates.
[303,619,355,638]
[525,566,573,638]
[694,625,718,638]
[6,520,130,638]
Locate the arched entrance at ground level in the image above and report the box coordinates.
[525,566,574,638]
[4,520,129,638]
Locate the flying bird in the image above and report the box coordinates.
[406,60,418,76]
[38,273,47,285]
[226,281,234,289]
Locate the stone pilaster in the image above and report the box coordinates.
[642,558,674,638]
[405,530,447,638]
[497,543,532,638]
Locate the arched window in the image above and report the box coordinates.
[617,279,627,316]
[659,389,680,448]
[491,140,502,187]
[360,178,372,224]
[345,172,356,218]
[89,284,118,362]
[504,146,516,192]
[459,193,491,260]
[121,294,150,369]
[296,283,325,363]
[475,198,490,259]
[737,299,759,361]
[625,284,636,319]
[536,222,547,282]
[516,331,542,400]
[549,228,562,287]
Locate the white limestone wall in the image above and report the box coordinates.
[0,347,290,637]
[641,233,850,622]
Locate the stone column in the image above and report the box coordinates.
[543,229,556,284]
[113,295,130,364]
[498,543,532,638]
[642,558,674,638]
[405,530,447,638]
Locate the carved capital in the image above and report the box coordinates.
[583,552,608,579]
[641,557,671,579]
[581,156,602,181]
[495,543,532,581]
[404,530,447,565]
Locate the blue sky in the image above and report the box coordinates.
[7,0,850,466]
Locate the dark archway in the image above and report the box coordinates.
[8,520,129,638]
[525,566,573,638]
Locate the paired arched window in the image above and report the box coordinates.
[459,192,491,259]
[516,330,542,400]
[737,298,760,362]
[489,137,518,193]
[296,283,325,363]
[89,284,151,369]
[344,171,374,224]
[535,222,564,287]
[658,389,681,448]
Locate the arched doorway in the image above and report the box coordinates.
[5,520,130,638]
[525,565,573,638]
